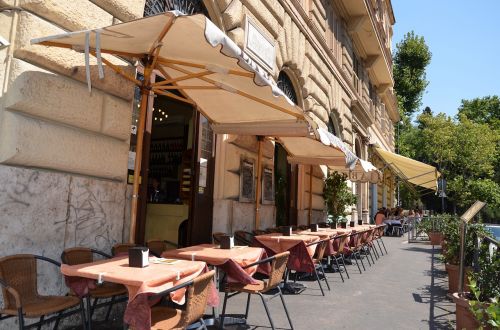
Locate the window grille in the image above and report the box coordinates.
[144,0,208,17]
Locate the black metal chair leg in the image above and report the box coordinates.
[80,300,88,330]
[105,296,115,321]
[320,264,330,291]
[353,253,362,274]
[258,293,276,330]
[90,297,98,319]
[372,243,379,259]
[333,257,344,282]
[37,315,44,330]
[376,239,384,256]
[368,246,376,264]
[364,248,372,266]
[313,268,325,296]
[341,255,350,279]
[380,237,388,254]
[219,292,229,330]
[357,252,366,271]
[18,308,24,330]
[244,293,251,319]
[86,296,92,330]
[278,287,294,330]
[53,312,62,330]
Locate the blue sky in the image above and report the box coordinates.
[391,0,500,118]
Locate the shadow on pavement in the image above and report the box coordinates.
[410,245,456,330]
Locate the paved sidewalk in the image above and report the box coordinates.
[213,236,455,330]
[63,236,456,330]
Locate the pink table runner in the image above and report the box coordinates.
[61,256,207,330]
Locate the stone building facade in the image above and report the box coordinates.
[0,0,397,325]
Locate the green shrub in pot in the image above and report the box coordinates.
[467,243,500,329]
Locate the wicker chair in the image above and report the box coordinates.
[329,234,351,282]
[111,243,137,256]
[345,231,366,274]
[135,270,216,330]
[374,224,388,255]
[294,239,330,296]
[212,232,227,245]
[0,254,85,330]
[252,229,267,236]
[220,252,293,330]
[61,248,127,326]
[146,240,169,257]
[234,231,254,246]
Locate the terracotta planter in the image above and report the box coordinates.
[445,263,471,294]
[428,232,443,245]
[452,293,480,330]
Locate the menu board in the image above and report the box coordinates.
[262,167,274,204]
[240,159,255,202]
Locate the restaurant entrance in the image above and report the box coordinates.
[131,76,215,247]
[274,144,298,227]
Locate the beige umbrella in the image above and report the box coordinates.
[32,12,311,242]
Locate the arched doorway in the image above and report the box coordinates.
[275,71,299,226]
[132,0,216,246]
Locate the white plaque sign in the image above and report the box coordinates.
[244,16,276,73]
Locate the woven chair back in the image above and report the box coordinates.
[147,240,168,257]
[315,240,328,261]
[234,231,253,246]
[0,254,38,310]
[266,252,290,290]
[212,232,226,244]
[62,248,93,265]
[181,270,215,325]
[112,243,137,256]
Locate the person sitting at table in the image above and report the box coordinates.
[374,208,386,225]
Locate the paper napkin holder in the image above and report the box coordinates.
[220,235,234,249]
[281,226,292,236]
[129,247,149,268]
[310,224,319,232]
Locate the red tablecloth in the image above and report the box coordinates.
[253,234,321,273]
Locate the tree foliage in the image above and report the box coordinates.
[458,95,500,130]
[398,107,499,219]
[393,31,432,117]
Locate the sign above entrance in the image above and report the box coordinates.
[244,15,276,74]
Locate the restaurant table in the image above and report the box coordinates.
[161,244,268,283]
[61,256,207,330]
[253,233,321,294]
[161,244,267,327]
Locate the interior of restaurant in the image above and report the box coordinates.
[143,94,195,246]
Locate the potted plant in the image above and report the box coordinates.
[327,215,338,229]
[323,172,357,230]
[453,241,499,329]
[443,221,489,295]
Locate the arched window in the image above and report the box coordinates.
[327,116,337,136]
[277,71,298,105]
[144,0,209,16]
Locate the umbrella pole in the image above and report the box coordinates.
[255,136,263,230]
[308,165,313,225]
[129,63,153,243]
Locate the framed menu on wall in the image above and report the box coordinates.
[239,159,255,202]
[262,167,274,204]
